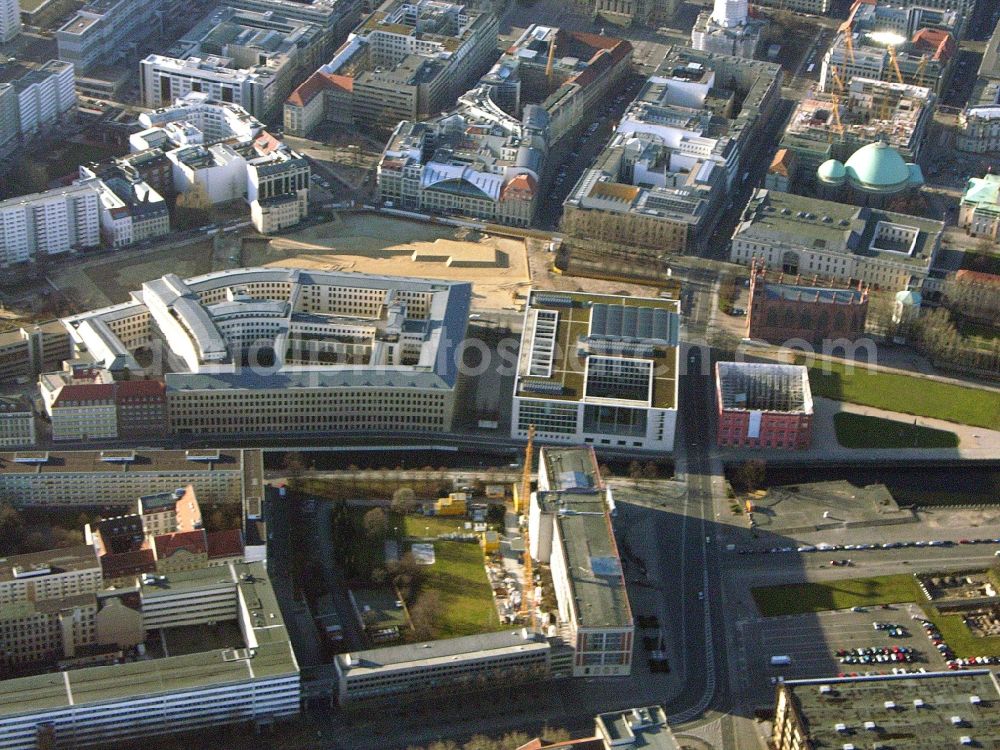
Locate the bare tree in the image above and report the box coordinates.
[362,507,388,540]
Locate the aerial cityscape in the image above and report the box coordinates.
[0,0,998,747]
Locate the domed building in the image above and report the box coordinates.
[816,139,924,207]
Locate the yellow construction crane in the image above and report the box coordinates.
[887,46,905,84]
[916,54,929,84]
[545,36,557,89]
[830,65,846,94]
[830,92,845,139]
[519,424,535,625]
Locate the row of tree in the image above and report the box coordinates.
[404,727,571,750]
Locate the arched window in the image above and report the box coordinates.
[782,250,799,275]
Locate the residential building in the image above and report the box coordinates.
[283,70,352,136]
[0,182,100,268]
[958,20,1000,154]
[691,0,765,60]
[0,322,72,386]
[0,448,261,507]
[136,92,265,146]
[592,0,677,27]
[290,0,499,130]
[773,671,1000,750]
[730,188,943,293]
[0,397,37,447]
[245,141,310,233]
[57,0,164,74]
[530,447,634,677]
[0,561,300,750]
[334,629,552,703]
[0,545,102,608]
[59,268,472,438]
[815,139,924,208]
[511,290,681,451]
[376,89,548,226]
[943,270,1000,326]
[777,77,934,191]
[715,362,814,449]
[959,174,1000,240]
[747,260,869,345]
[78,165,170,248]
[39,366,118,442]
[0,0,20,43]
[821,1,957,96]
[9,60,77,140]
[750,0,828,12]
[224,0,364,56]
[562,46,782,256]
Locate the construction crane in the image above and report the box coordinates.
[830,92,845,139]
[545,35,557,89]
[887,45,905,84]
[830,65,846,94]
[916,54,929,84]
[519,424,535,625]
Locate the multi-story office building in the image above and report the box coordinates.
[562,46,782,257]
[9,60,77,140]
[0,397,36,448]
[943,270,1000,326]
[751,0,828,13]
[245,143,310,233]
[0,546,102,608]
[0,561,300,750]
[730,188,943,293]
[136,92,265,145]
[282,69,353,136]
[715,362,814,449]
[0,182,100,268]
[0,0,21,43]
[0,448,261,507]
[225,0,363,56]
[592,0,676,27]
[773,671,1000,750]
[958,20,1000,154]
[57,0,164,74]
[777,77,934,191]
[959,174,1000,241]
[59,268,471,439]
[530,447,633,677]
[0,322,72,386]
[334,630,553,703]
[512,290,680,451]
[290,0,499,129]
[377,88,548,226]
[821,0,957,96]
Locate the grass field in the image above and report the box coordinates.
[752,574,925,617]
[925,607,1000,658]
[403,515,468,538]
[833,413,960,449]
[415,540,502,639]
[805,360,1000,430]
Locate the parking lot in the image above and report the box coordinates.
[745,606,949,696]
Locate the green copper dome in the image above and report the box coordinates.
[843,141,911,194]
[817,158,847,184]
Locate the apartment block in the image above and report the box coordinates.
[0,322,72,386]
[290,0,499,130]
[715,362,813,449]
[78,164,170,248]
[730,189,943,293]
[0,397,37,448]
[562,46,781,256]
[58,268,471,439]
[9,60,77,140]
[530,447,633,677]
[0,182,100,268]
[225,0,364,56]
[0,448,260,507]
[57,0,164,74]
[0,0,20,43]
[0,546,102,608]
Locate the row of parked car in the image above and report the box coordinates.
[739,537,1000,555]
[838,646,917,665]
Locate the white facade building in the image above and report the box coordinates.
[512,290,680,452]
[0,0,21,43]
[12,60,77,139]
[57,0,163,73]
[0,183,100,268]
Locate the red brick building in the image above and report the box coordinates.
[715,362,813,449]
[748,261,869,346]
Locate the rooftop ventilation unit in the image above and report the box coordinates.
[951,716,964,726]
[835,723,848,733]
[914,698,925,708]
[819,685,832,694]
[884,701,896,710]
[864,721,877,731]
[960,737,973,746]
[970,695,982,705]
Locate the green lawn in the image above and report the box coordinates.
[403,515,468,538]
[923,607,1000,659]
[752,574,925,617]
[416,540,502,639]
[833,413,960,449]
[805,360,1000,430]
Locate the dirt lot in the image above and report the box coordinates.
[258,214,532,310]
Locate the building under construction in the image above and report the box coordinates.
[776,76,935,189]
[715,362,814,450]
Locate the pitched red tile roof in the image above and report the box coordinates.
[53,383,115,407]
[206,528,245,559]
[955,269,1000,285]
[287,71,353,107]
[101,549,155,579]
[501,173,537,200]
[153,529,207,559]
[115,379,165,404]
[912,28,955,61]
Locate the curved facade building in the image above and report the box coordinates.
[816,140,923,206]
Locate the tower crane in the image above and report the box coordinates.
[887,45,905,84]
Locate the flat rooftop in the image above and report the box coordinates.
[0,545,99,583]
[515,291,680,410]
[596,706,680,750]
[781,671,1000,748]
[716,362,812,414]
[0,449,244,475]
[336,629,549,677]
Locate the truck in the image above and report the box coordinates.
[770,655,792,666]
